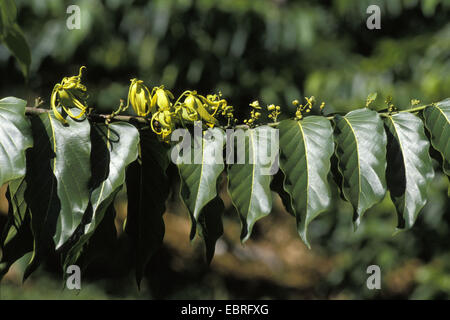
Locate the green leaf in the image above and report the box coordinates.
[423,99,450,176]
[0,0,30,78]
[0,0,17,31]
[277,117,334,247]
[23,111,91,279]
[384,112,435,229]
[63,122,139,270]
[227,126,276,242]
[270,168,294,217]
[366,92,378,108]
[125,130,170,287]
[175,128,225,261]
[197,196,224,264]
[1,23,31,78]
[0,97,33,187]
[333,108,387,227]
[79,203,119,269]
[0,179,33,280]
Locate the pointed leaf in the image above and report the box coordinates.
[79,203,119,268]
[23,111,91,278]
[63,122,139,270]
[423,99,450,176]
[1,23,31,78]
[333,108,387,226]
[278,117,334,247]
[227,126,276,242]
[125,130,170,287]
[197,196,224,264]
[0,97,33,187]
[0,0,17,30]
[175,127,225,261]
[0,179,33,280]
[384,112,435,229]
[176,128,224,230]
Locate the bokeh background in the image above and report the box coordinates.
[0,0,449,299]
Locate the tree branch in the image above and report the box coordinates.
[25,107,149,124]
[25,102,432,129]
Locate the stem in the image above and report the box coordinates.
[398,104,429,113]
[25,102,431,128]
[25,107,149,124]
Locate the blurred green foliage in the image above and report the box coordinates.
[0,0,448,116]
[0,0,449,299]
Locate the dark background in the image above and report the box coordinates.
[0,0,449,299]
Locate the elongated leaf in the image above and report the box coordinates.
[423,99,450,176]
[175,128,225,261]
[0,100,29,273]
[23,110,91,279]
[1,23,31,78]
[0,97,33,187]
[278,117,334,247]
[79,203,119,269]
[125,130,170,287]
[384,112,435,229]
[63,122,139,270]
[333,108,387,227]
[0,179,33,280]
[197,196,224,263]
[0,0,31,78]
[227,126,276,242]
[0,0,17,28]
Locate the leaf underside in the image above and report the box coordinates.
[384,112,435,229]
[227,126,275,242]
[277,117,334,247]
[333,108,387,227]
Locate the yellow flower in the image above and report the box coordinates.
[127,79,152,117]
[176,92,219,127]
[151,110,175,143]
[50,66,89,124]
[151,86,174,111]
[249,100,261,109]
[178,94,199,122]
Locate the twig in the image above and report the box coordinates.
[25,107,149,124]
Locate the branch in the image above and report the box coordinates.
[25,103,432,129]
[25,107,149,124]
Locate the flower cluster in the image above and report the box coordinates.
[50,67,334,143]
[293,96,325,120]
[124,81,236,142]
[50,66,89,124]
[243,100,262,127]
[50,67,236,142]
[267,104,281,122]
[385,95,397,114]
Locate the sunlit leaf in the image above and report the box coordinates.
[277,117,334,247]
[63,122,139,271]
[23,110,91,279]
[227,126,276,242]
[175,127,225,262]
[333,108,387,227]
[423,99,450,176]
[384,112,434,229]
[0,97,33,187]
